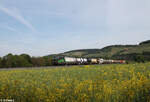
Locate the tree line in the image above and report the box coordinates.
[0,53,53,68]
[0,51,150,68]
[112,51,150,63]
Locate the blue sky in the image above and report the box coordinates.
[0,0,150,56]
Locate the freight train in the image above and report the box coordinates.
[52,56,126,65]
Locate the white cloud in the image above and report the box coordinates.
[0,6,37,32]
[4,26,18,33]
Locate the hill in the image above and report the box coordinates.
[47,40,150,62]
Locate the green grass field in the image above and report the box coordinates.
[0,63,150,102]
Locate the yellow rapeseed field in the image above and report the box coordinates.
[0,63,150,102]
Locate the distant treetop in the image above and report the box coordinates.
[139,40,150,45]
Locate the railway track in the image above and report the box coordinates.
[0,64,99,70]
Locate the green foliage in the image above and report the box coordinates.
[3,53,15,68]
[0,54,52,68]
[31,57,46,67]
[16,55,32,67]
[43,56,52,66]
[134,55,145,63]
[20,54,32,64]
[1,54,33,68]
[0,57,2,68]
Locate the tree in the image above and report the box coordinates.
[20,54,32,63]
[2,54,32,68]
[20,54,32,67]
[0,57,2,68]
[134,55,145,63]
[3,53,15,68]
[0,54,53,68]
[43,56,52,66]
[31,57,45,67]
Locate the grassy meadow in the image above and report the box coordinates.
[0,63,150,102]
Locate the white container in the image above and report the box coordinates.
[77,58,81,62]
[83,58,87,62]
[91,59,97,63]
[99,58,104,64]
[65,57,76,62]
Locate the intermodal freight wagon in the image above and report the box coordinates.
[52,56,126,65]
